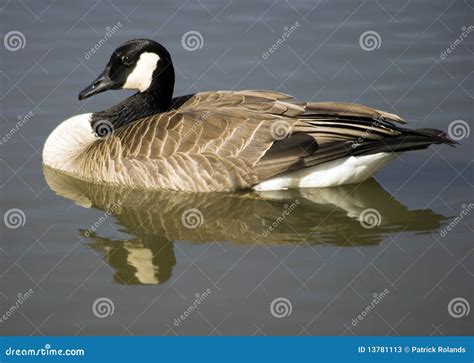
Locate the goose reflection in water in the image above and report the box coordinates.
[44,166,446,285]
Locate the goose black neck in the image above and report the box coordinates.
[91,64,175,132]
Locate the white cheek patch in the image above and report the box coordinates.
[123,52,160,92]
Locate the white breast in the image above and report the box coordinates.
[42,113,96,173]
[253,152,397,191]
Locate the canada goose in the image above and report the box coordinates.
[43,39,456,192]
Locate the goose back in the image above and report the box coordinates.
[70,90,453,192]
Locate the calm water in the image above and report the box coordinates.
[1,1,473,335]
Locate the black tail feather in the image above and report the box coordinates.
[413,128,458,147]
[350,127,457,157]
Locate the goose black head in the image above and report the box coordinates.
[79,39,175,103]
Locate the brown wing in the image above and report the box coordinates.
[83,90,453,191]
[256,98,456,180]
[105,91,303,190]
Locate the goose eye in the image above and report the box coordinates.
[121,55,132,65]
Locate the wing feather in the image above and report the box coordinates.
[83,90,451,191]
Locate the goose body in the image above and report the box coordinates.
[43,39,455,192]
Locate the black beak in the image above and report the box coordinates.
[78,69,116,100]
